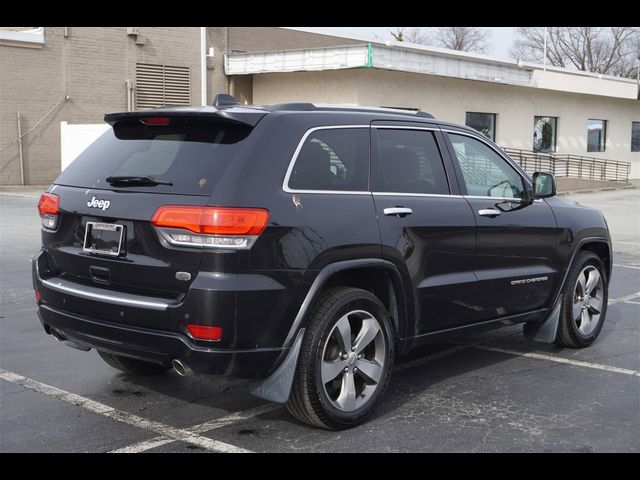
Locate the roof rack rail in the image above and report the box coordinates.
[262,103,435,119]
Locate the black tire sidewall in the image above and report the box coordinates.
[308,290,394,426]
[561,252,608,347]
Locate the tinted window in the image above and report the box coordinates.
[288,128,369,191]
[632,122,640,153]
[466,112,496,141]
[449,133,526,199]
[55,119,252,195]
[588,119,607,152]
[376,129,449,194]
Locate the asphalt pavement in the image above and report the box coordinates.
[1,188,638,452]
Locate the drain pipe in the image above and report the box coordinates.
[200,27,207,106]
[16,111,24,186]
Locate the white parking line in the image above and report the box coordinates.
[613,264,640,270]
[608,291,640,305]
[110,403,281,453]
[0,369,253,453]
[473,346,640,377]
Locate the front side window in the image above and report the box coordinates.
[631,122,639,152]
[587,119,607,152]
[288,128,369,191]
[465,112,496,142]
[533,116,557,153]
[449,133,526,199]
[376,129,449,195]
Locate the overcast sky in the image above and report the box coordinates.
[294,27,518,60]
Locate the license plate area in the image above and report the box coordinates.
[83,222,124,257]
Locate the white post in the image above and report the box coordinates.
[543,27,548,71]
[200,27,207,106]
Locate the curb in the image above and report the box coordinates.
[557,185,637,196]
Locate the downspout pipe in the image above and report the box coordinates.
[200,27,207,106]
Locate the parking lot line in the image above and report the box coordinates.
[473,346,640,377]
[613,264,640,270]
[608,291,640,305]
[0,368,253,453]
[110,403,281,453]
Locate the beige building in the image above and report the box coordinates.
[1,27,638,185]
[227,42,640,179]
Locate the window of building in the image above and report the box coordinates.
[375,129,449,195]
[465,112,496,142]
[448,133,526,199]
[587,119,607,152]
[533,116,557,153]
[136,63,191,110]
[631,122,640,153]
[288,128,369,191]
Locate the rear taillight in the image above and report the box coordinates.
[151,206,269,249]
[38,193,60,230]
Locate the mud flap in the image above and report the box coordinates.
[250,328,305,403]
[523,294,562,343]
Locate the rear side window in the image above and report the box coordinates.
[287,128,369,192]
[376,129,449,194]
[54,119,252,195]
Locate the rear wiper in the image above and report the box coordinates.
[105,175,173,186]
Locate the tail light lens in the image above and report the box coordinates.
[186,324,223,341]
[151,206,269,249]
[38,193,60,230]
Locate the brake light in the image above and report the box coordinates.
[38,193,60,229]
[187,324,223,341]
[140,117,170,125]
[151,206,269,249]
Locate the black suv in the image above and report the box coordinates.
[33,96,611,429]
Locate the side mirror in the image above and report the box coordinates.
[532,172,556,198]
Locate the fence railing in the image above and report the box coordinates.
[502,147,631,182]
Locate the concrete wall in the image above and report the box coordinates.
[0,27,201,185]
[252,69,640,178]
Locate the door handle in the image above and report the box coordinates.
[384,207,413,218]
[478,208,501,217]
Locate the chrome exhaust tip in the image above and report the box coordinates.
[172,359,193,377]
[50,328,65,341]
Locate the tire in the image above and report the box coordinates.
[97,350,171,375]
[286,287,395,430]
[555,251,608,348]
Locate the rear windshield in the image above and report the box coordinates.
[54,119,252,195]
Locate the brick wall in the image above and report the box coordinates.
[0,27,356,185]
[0,27,201,185]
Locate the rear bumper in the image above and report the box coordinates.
[32,249,287,379]
[37,304,284,378]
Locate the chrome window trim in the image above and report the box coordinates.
[373,191,464,199]
[282,125,371,195]
[441,128,534,187]
[371,125,438,131]
[41,277,171,311]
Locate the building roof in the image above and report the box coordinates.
[226,29,639,101]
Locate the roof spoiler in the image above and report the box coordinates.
[104,108,267,128]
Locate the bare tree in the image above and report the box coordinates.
[389,27,406,42]
[510,27,640,78]
[432,27,491,53]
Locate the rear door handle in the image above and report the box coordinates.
[478,208,501,217]
[384,207,413,218]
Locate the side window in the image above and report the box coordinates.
[376,129,449,195]
[288,128,369,191]
[448,133,526,199]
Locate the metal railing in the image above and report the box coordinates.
[502,147,631,182]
